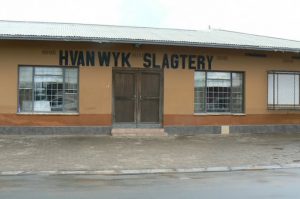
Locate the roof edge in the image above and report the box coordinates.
[0,19,200,32]
[213,28,300,43]
[1,35,300,53]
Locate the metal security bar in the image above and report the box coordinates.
[194,71,244,113]
[268,71,300,110]
[18,66,78,113]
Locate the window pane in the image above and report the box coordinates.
[19,67,33,88]
[232,73,243,88]
[295,75,299,105]
[64,94,78,112]
[34,73,63,112]
[194,72,206,113]
[277,74,295,105]
[206,72,231,112]
[19,67,33,112]
[231,73,243,113]
[34,68,64,112]
[268,74,274,105]
[64,68,78,112]
[195,72,206,87]
[207,72,230,80]
[35,67,63,76]
[207,72,231,87]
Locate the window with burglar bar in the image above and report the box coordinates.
[18,66,78,113]
[194,71,244,113]
[268,71,300,110]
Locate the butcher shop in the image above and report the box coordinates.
[1,20,300,135]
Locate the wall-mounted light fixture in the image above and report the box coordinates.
[245,53,267,58]
[291,56,300,60]
[134,43,141,48]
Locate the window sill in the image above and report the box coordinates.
[193,113,246,116]
[16,112,79,116]
[268,107,300,111]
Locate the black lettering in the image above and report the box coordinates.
[112,52,120,67]
[171,54,179,69]
[86,51,95,66]
[59,50,68,66]
[70,50,78,66]
[77,51,85,66]
[180,54,187,69]
[188,55,196,70]
[152,54,160,68]
[162,54,169,68]
[98,51,111,66]
[197,56,205,70]
[143,53,151,68]
[122,52,131,67]
[207,56,214,70]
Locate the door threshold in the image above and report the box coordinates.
[112,124,162,128]
[111,128,167,137]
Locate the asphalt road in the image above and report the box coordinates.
[1,169,300,199]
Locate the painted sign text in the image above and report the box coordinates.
[59,50,214,70]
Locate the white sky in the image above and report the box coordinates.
[0,0,300,40]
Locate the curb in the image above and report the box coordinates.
[1,163,300,176]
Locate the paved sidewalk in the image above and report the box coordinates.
[0,133,300,174]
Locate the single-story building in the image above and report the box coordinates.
[1,20,300,135]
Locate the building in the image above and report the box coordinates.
[1,20,300,135]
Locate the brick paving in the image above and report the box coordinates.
[0,133,300,172]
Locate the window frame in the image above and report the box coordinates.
[194,70,245,115]
[17,65,80,115]
[267,70,300,110]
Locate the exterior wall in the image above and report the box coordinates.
[0,40,300,127]
[163,48,300,126]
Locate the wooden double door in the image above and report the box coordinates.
[113,69,163,128]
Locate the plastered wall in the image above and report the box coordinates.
[0,40,300,126]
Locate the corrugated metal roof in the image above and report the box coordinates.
[1,20,300,53]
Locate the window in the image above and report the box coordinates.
[194,71,244,113]
[268,71,300,109]
[18,66,78,113]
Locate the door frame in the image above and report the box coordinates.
[112,68,164,128]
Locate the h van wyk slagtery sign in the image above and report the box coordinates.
[59,50,214,70]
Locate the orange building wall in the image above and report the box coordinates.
[0,40,300,126]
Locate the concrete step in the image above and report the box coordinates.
[111,128,167,137]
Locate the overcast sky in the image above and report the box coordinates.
[0,0,300,40]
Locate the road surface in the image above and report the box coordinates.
[0,169,300,199]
